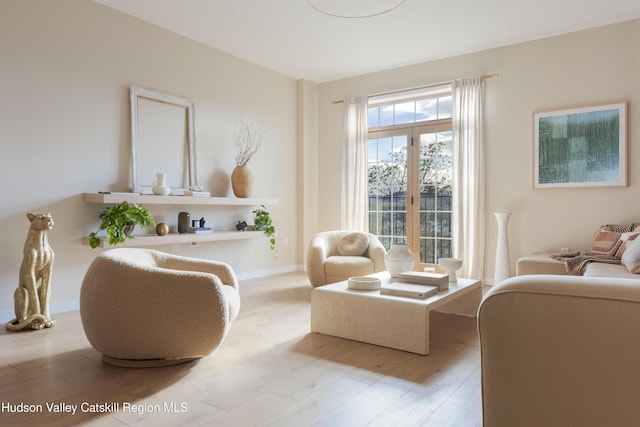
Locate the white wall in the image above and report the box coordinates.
[0,0,298,321]
[317,19,640,281]
[3,3,637,325]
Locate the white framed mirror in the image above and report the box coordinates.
[129,85,197,193]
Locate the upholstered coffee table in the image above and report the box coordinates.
[310,271,482,355]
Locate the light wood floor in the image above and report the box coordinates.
[0,272,483,427]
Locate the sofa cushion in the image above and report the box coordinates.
[324,255,374,284]
[337,232,369,256]
[621,236,640,274]
[615,230,640,258]
[583,262,637,278]
[587,230,622,257]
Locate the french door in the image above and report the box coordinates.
[368,122,453,269]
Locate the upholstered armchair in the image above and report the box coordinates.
[80,248,240,367]
[307,230,387,287]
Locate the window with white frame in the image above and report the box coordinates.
[367,85,453,267]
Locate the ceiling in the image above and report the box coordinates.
[95,0,640,83]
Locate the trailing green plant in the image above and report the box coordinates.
[253,205,276,254]
[89,201,155,249]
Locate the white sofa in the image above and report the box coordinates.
[479,223,640,425]
[478,274,640,426]
[516,252,640,278]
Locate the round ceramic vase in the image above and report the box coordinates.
[231,166,254,198]
[385,243,415,278]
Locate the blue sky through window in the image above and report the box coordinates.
[368,95,452,128]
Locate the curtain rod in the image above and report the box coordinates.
[330,73,499,104]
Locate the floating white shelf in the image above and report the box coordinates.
[82,193,276,247]
[83,230,265,248]
[83,193,278,206]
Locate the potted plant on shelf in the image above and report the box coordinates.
[231,120,270,198]
[253,205,276,254]
[89,201,155,248]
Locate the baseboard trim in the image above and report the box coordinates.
[236,264,300,280]
[0,266,305,323]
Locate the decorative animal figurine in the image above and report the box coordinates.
[6,213,56,331]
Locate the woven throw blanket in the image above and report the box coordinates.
[550,252,621,276]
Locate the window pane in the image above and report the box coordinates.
[438,239,452,259]
[416,98,437,121]
[368,133,409,246]
[438,95,452,119]
[418,129,454,264]
[381,212,391,235]
[421,238,435,264]
[368,106,379,128]
[439,212,452,238]
[377,137,393,162]
[392,211,405,236]
[394,101,415,125]
[424,212,435,238]
[379,105,394,126]
[368,212,378,234]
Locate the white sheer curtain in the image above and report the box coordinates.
[452,76,485,280]
[341,96,369,231]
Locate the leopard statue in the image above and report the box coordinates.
[6,213,56,331]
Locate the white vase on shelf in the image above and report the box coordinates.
[385,243,415,278]
[494,212,512,284]
[152,172,170,196]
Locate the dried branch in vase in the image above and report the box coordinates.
[234,120,271,166]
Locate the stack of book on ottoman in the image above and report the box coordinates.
[380,271,449,299]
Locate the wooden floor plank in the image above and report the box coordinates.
[0,271,483,426]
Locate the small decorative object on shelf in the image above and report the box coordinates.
[152,172,171,196]
[178,211,190,233]
[253,205,276,254]
[184,189,210,197]
[231,120,271,198]
[156,223,169,236]
[236,220,248,231]
[189,217,212,233]
[88,201,155,249]
[385,243,415,278]
[7,213,56,331]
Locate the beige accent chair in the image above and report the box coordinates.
[478,274,640,426]
[80,248,240,367]
[307,231,387,287]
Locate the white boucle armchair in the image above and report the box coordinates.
[80,248,240,367]
[307,230,387,287]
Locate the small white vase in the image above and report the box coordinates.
[385,243,415,278]
[152,172,171,196]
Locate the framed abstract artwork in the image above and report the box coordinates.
[533,102,627,189]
